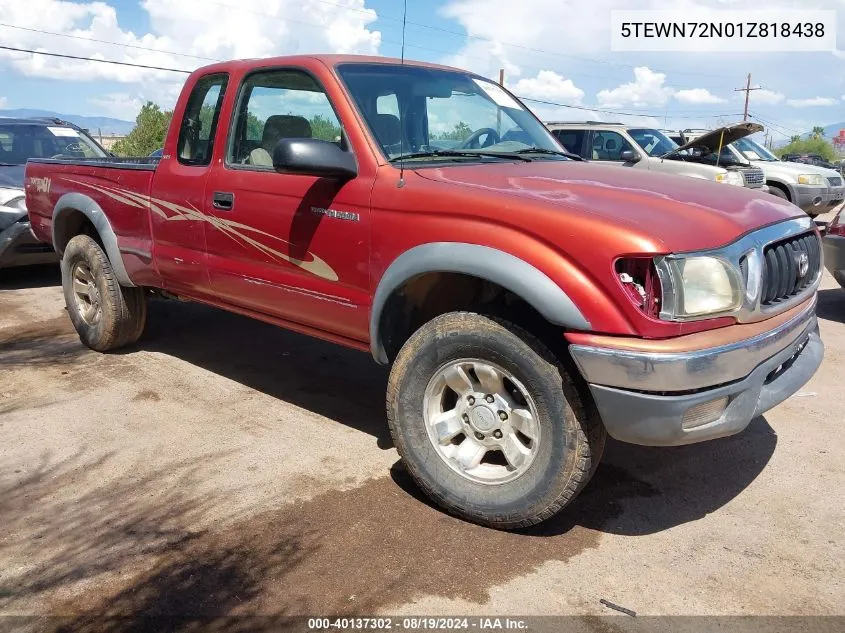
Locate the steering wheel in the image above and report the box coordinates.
[459,128,500,149]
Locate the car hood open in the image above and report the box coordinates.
[675,122,764,154]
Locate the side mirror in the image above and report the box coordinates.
[620,149,641,163]
[273,138,357,179]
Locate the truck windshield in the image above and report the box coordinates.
[0,124,107,164]
[733,137,780,162]
[336,63,564,163]
[628,128,678,157]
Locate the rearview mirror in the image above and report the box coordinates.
[620,150,640,163]
[273,138,357,179]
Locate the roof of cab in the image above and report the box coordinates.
[189,54,475,77]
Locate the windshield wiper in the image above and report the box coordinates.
[389,150,532,163]
[513,147,582,161]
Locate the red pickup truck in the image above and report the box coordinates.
[25,55,823,529]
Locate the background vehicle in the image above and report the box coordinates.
[782,153,838,170]
[1,117,107,268]
[674,130,844,217]
[546,121,767,191]
[24,55,824,529]
[823,207,845,287]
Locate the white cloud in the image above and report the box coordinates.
[751,89,786,105]
[87,93,145,120]
[674,88,725,104]
[510,70,584,105]
[786,96,839,107]
[0,0,381,109]
[596,66,673,108]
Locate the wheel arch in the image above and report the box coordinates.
[52,192,135,286]
[370,242,591,364]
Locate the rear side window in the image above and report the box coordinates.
[553,129,586,156]
[177,73,228,166]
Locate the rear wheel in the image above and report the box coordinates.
[61,234,147,352]
[387,312,606,529]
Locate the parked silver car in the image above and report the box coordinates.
[546,121,768,192]
[672,129,844,217]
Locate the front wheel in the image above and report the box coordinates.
[61,234,147,352]
[386,312,606,529]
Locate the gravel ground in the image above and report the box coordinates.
[1,211,843,630]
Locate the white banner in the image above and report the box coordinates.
[611,10,837,52]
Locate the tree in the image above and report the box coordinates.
[811,126,826,140]
[308,114,342,142]
[774,136,836,161]
[112,102,172,156]
[434,121,473,142]
[790,135,801,144]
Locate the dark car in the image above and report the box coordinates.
[0,117,109,268]
[824,206,845,287]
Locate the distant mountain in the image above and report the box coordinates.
[823,122,845,139]
[0,108,134,135]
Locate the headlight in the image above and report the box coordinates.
[714,171,745,186]
[656,255,743,319]
[797,174,824,185]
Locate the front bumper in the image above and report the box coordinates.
[0,220,58,268]
[569,298,822,446]
[792,184,829,214]
[823,234,845,287]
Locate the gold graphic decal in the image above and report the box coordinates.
[64,178,339,282]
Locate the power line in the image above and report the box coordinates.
[0,45,192,73]
[0,23,222,62]
[519,97,743,119]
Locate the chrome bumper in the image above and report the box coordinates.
[570,297,818,392]
[570,298,823,446]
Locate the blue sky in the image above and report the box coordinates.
[0,0,843,142]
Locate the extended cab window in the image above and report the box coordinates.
[228,69,344,168]
[177,73,228,166]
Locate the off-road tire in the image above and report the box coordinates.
[386,312,606,529]
[61,234,147,352]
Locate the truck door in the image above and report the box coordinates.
[149,72,228,295]
[204,67,371,343]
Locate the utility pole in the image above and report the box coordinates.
[735,73,761,122]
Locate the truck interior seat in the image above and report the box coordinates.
[248,115,313,166]
[370,113,402,155]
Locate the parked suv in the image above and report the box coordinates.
[1,117,108,268]
[546,121,767,192]
[673,131,844,217]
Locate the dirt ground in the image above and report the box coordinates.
[1,212,843,629]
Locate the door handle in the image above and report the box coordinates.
[212,191,234,211]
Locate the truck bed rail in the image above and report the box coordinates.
[27,156,160,171]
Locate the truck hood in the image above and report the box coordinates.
[674,122,763,154]
[753,160,843,179]
[414,160,803,252]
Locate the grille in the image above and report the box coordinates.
[828,176,843,187]
[761,232,820,306]
[742,168,765,186]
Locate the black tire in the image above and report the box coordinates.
[386,312,606,529]
[61,234,147,352]
[767,185,789,201]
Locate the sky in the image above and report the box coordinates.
[0,0,843,142]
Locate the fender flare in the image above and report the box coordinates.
[369,242,591,363]
[765,178,795,201]
[52,192,135,287]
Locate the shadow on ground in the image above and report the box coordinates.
[0,264,61,290]
[1,300,779,627]
[134,299,393,448]
[817,288,845,324]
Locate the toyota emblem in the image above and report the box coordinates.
[796,252,809,279]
